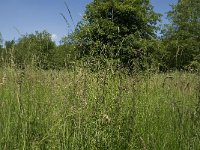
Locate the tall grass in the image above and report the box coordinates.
[0,66,200,149]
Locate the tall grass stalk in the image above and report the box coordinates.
[0,67,200,149]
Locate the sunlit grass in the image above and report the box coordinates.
[0,67,200,149]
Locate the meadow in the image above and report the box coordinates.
[0,66,200,149]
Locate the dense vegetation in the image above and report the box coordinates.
[0,0,199,71]
[73,0,161,71]
[0,0,200,149]
[162,0,200,70]
[1,67,200,149]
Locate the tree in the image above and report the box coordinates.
[48,35,77,69]
[163,0,200,69]
[5,40,15,49]
[0,40,15,66]
[0,32,3,49]
[73,0,161,71]
[14,30,56,69]
[0,33,3,66]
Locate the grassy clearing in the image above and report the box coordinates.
[0,67,200,149]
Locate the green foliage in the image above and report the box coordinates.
[49,43,76,69]
[3,0,200,72]
[73,0,161,71]
[0,31,79,70]
[5,40,15,50]
[0,40,15,66]
[13,30,56,69]
[0,33,3,65]
[163,0,200,69]
[0,32,3,49]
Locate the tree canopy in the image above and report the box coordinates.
[0,33,3,49]
[163,0,200,69]
[1,0,200,72]
[73,0,161,70]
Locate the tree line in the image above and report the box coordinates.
[0,0,199,72]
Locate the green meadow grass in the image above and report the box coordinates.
[0,67,200,149]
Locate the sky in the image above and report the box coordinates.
[0,0,177,44]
